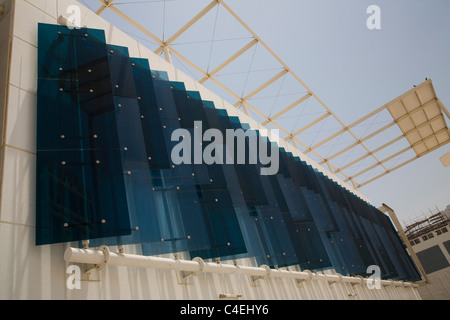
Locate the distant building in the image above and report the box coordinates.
[405,205,450,299]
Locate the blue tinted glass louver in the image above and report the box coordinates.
[130,57,171,169]
[36,24,131,245]
[36,23,421,282]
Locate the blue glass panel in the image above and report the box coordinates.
[140,79,214,255]
[168,87,247,259]
[276,175,311,222]
[35,23,422,281]
[130,58,170,169]
[36,23,131,245]
[225,118,268,207]
[151,70,169,81]
[152,82,179,120]
[255,175,297,267]
[107,45,137,98]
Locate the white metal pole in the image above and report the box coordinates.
[64,246,418,291]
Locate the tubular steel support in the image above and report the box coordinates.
[64,246,418,289]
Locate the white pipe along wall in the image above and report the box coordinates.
[65,246,418,289]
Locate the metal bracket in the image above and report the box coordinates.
[84,245,109,275]
[250,264,271,287]
[96,245,110,271]
[177,271,194,285]
[328,273,343,286]
[295,270,312,288]
[80,245,110,282]
[177,257,205,285]
[351,275,365,287]
[219,293,243,300]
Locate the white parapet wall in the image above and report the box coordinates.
[0,0,421,300]
[417,266,450,300]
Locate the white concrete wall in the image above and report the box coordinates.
[417,266,450,300]
[0,0,421,300]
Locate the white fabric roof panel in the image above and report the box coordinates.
[387,81,450,158]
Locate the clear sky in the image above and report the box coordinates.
[228,0,450,225]
[79,0,450,225]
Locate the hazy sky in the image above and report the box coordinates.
[79,0,450,225]
[232,0,450,225]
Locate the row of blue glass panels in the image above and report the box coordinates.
[35,24,420,281]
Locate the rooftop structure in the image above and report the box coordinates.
[405,207,450,245]
[403,205,450,299]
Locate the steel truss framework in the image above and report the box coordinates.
[92,0,450,189]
